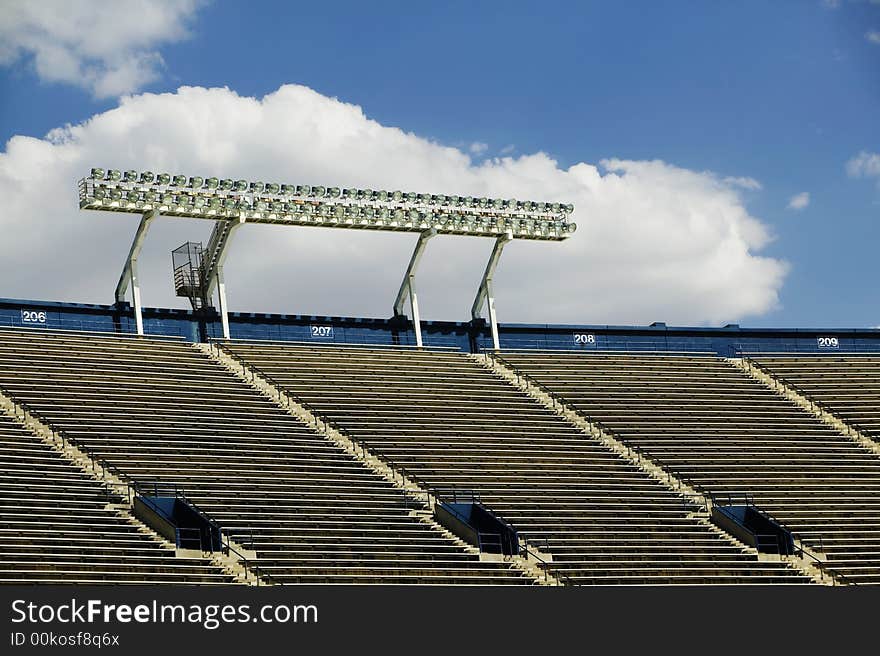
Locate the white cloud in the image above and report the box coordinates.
[722,176,763,191]
[0,0,206,98]
[469,142,488,155]
[867,31,880,45]
[500,144,516,155]
[822,0,841,8]
[787,192,811,210]
[0,84,788,326]
[847,151,880,186]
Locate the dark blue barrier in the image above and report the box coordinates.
[133,495,223,552]
[711,503,794,555]
[435,500,519,555]
[4,296,880,356]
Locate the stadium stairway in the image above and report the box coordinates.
[498,350,880,585]
[0,402,232,585]
[744,355,880,441]
[0,329,533,586]
[220,341,812,586]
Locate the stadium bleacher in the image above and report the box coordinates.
[749,355,880,439]
[0,411,231,584]
[498,351,880,584]
[0,329,532,585]
[220,341,811,585]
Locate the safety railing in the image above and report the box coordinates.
[0,316,188,339]
[206,327,465,350]
[482,355,860,584]
[1,387,278,585]
[740,356,873,438]
[207,345,573,583]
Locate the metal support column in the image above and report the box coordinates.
[393,229,437,348]
[115,210,158,336]
[216,267,231,342]
[471,231,513,351]
[203,216,245,340]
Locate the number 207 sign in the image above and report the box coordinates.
[310,325,334,339]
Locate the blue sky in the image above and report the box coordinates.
[0,0,878,327]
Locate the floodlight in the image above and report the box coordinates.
[79,166,576,241]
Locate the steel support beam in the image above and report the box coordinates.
[115,210,158,336]
[203,216,245,340]
[471,231,513,351]
[393,229,437,348]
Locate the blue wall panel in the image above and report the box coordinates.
[3,297,880,356]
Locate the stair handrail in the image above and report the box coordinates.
[480,356,858,585]
[208,345,574,584]
[740,356,871,437]
[0,386,278,584]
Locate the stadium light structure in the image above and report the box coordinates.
[79,168,577,346]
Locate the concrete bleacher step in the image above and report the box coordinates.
[0,330,538,586]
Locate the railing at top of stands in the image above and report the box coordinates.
[0,316,188,339]
[0,388,278,586]
[484,353,856,585]
[490,346,719,356]
[211,336,462,352]
[740,356,873,438]
[733,344,880,355]
[208,343,571,585]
